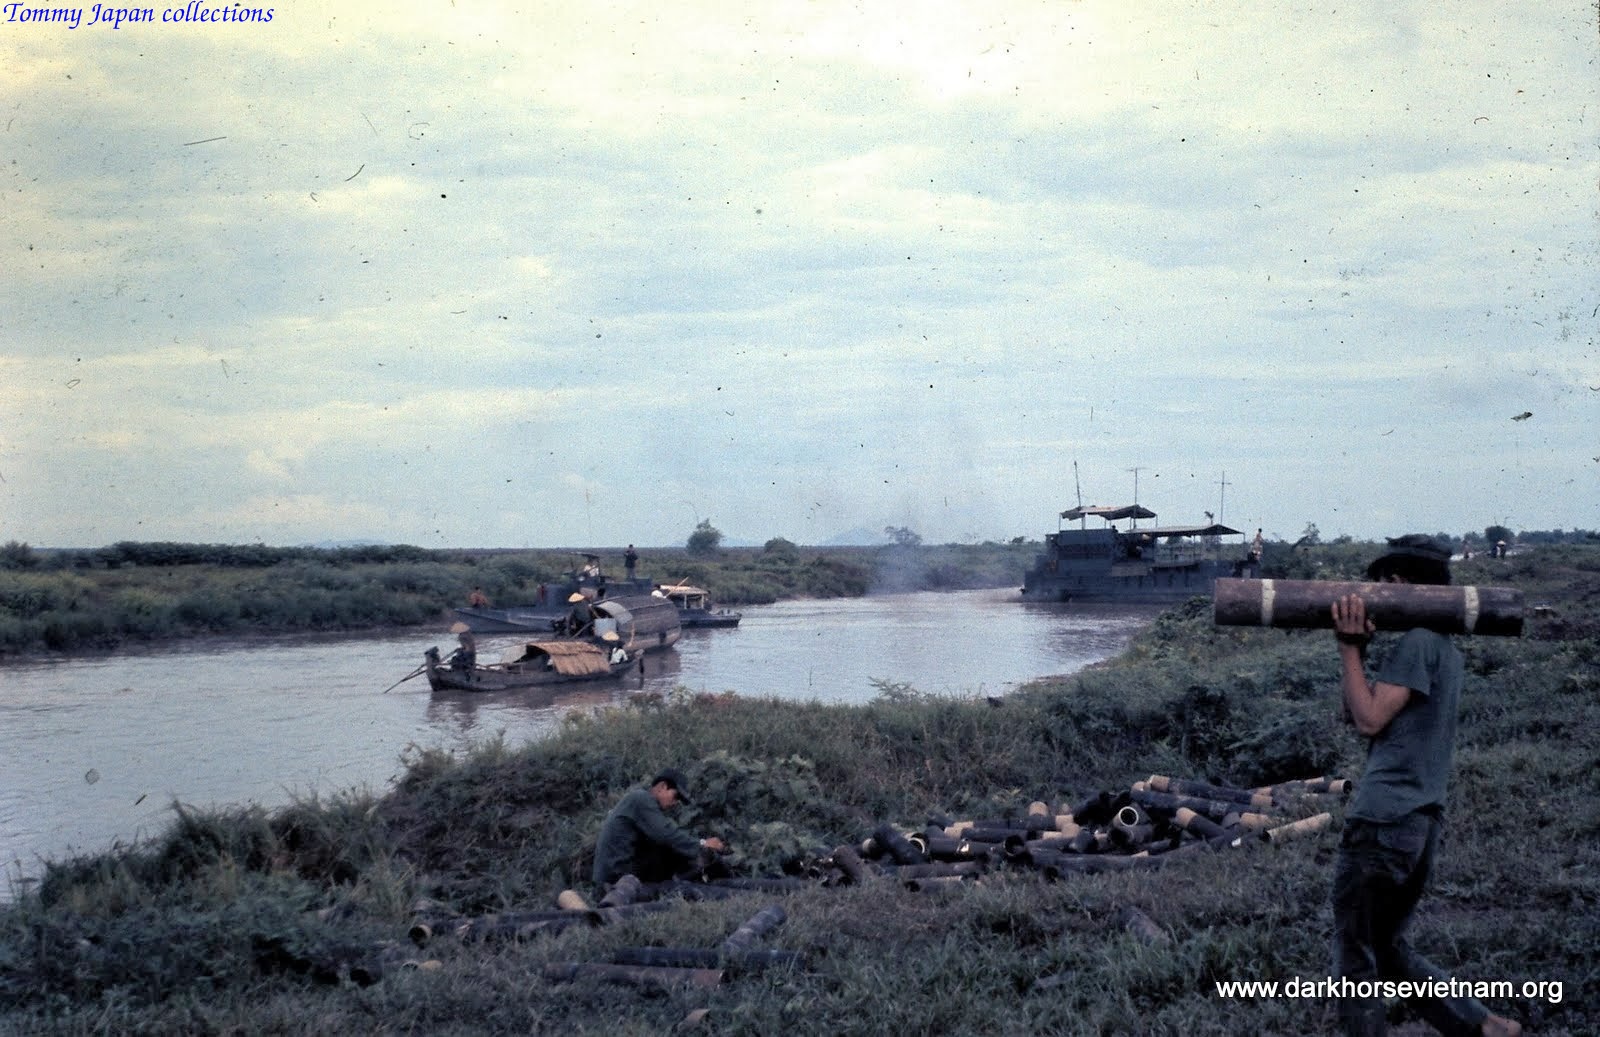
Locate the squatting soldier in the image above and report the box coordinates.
[592,768,725,889]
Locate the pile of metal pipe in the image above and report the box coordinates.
[845,772,1348,885]
[402,771,1348,982]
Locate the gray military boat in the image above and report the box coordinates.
[1021,504,1252,604]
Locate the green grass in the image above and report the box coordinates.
[2,544,1596,1034]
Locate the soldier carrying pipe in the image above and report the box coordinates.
[1326,534,1520,1037]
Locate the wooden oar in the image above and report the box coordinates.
[382,663,428,694]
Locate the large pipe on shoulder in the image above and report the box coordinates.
[1213,578,1523,636]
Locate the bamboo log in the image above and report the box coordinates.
[1213,578,1523,636]
[1131,788,1240,821]
[965,816,1058,833]
[1223,811,1277,832]
[638,880,743,902]
[1262,812,1333,844]
[1173,807,1231,842]
[401,958,444,971]
[1111,805,1154,849]
[964,825,1049,843]
[1067,792,1115,825]
[1066,828,1099,854]
[1147,775,1274,811]
[706,876,811,893]
[610,946,803,971]
[888,860,989,880]
[873,823,926,865]
[543,961,724,990]
[910,833,966,859]
[1115,906,1171,945]
[454,909,601,941]
[597,874,643,909]
[1258,776,1352,798]
[828,844,871,886]
[599,902,678,920]
[720,904,787,956]
[429,901,675,945]
[956,837,1006,859]
[1038,852,1155,876]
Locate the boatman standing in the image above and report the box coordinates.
[592,768,724,889]
[1328,534,1520,1037]
[624,544,639,580]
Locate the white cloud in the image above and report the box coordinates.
[1,0,1594,548]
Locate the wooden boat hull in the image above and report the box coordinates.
[656,583,742,628]
[678,608,742,628]
[451,605,561,634]
[454,595,683,649]
[424,643,635,693]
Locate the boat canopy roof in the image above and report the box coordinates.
[1133,523,1243,538]
[499,639,615,675]
[1061,504,1157,522]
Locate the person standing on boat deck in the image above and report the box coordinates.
[624,544,639,580]
[592,768,724,888]
[1328,534,1520,1037]
[466,586,490,608]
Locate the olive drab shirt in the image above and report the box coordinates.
[1347,628,1465,824]
[591,787,702,886]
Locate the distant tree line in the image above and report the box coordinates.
[1274,525,1595,552]
[0,540,442,571]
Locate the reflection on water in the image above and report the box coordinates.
[0,589,1156,895]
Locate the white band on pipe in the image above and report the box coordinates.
[1462,586,1479,634]
[1260,579,1275,627]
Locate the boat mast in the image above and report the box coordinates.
[1126,466,1144,531]
[1073,460,1085,530]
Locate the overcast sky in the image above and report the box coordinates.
[3,1,1596,550]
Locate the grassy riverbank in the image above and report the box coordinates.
[2,545,1596,1034]
[0,541,1034,657]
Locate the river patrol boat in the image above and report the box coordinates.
[1021,504,1251,604]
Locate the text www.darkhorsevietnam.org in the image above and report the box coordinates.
[1214,976,1562,1004]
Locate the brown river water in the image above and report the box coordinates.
[0,589,1157,897]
